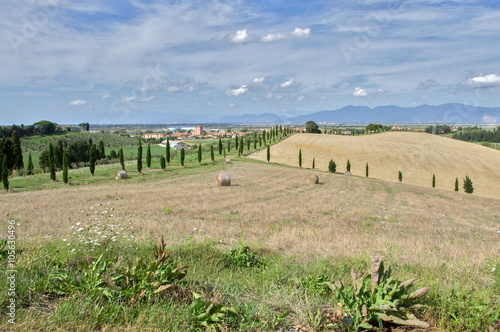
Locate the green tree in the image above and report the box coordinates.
[137,140,143,173]
[398,171,403,182]
[11,131,23,169]
[299,149,302,167]
[262,130,266,145]
[227,140,231,152]
[267,145,270,162]
[463,175,474,194]
[328,160,336,173]
[39,150,49,171]
[2,156,8,191]
[109,150,117,159]
[253,133,257,149]
[98,140,106,160]
[432,174,436,188]
[210,145,214,163]
[366,163,369,177]
[454,177,459,192]
[89,144,97,176]
[305,121,321,133]
[247,137,250,151]
[166,137,171,164]
[198,143,203,164]
[49,142,56,181]
[346,159,351,172]
[27,153,34,175]
[312,158,315,169]
[160,155,166,170]
[54,139,64,169]
[119,146,125,171]
[146,143,152,168]
[218,138,222,155]
[180,148,185,167]
[235,136,239,150]
[62,149,68,184]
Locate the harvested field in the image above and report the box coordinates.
[248,132,500,199]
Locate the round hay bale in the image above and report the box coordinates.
[307,174,319,184]
[344,171,352,176]
[115,171,127,180]
[217,173,231,186]
[225,158,231,164]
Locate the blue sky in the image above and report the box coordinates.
[1,0,500,124]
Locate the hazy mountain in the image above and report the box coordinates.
[218,113,286,124]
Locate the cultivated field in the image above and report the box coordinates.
[248,132,500,199]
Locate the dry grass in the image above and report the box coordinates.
[2,161,498,276]
[248,132,500,199]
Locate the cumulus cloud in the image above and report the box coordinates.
[253,77,265,84]
[68,99,87,106]
[121,96,136,102]
[230,29,251,43]
[281,79,295,88]
[466,74,500,88]
[226,85,248,96]
[416,79,440,90]
[291,27,311,38]
[261,33,287,42]
[353,87,367,97]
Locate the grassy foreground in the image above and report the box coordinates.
[1,161,499,331]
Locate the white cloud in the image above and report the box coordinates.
[281,79,295,87]
[416,79,440,90]
[226,85,248,96]
[68,99,87,106]
[253,77,265,84]
[262,33,287,42]
[297,95,305,101]
[353,87,368,97]
[122,96,136,102]
[266,92,273,99]
[291,27,311,38]
[101,93,110,99]
[230,29,251,43]
[142,96,154,102]
[466,74,500,88]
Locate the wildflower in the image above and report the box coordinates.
[77,228,84,232]
[62,239,67,242]
[76,222,81,226]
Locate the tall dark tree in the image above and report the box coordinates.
[259,135,262,147]
[210,145,214,163]
[253,132,257,149]
[89,144,97,176]
[27,153,34,175]
[119,146,125,171]
[166,137,171,164]
[312,158,315,169]
[49,142,56,180]
[55,139,64,169]
[262,130,266,145]
[62,149,68,184]
[180,148,185,167]
[463,175,474,194]
[2,156,8,191]
[235,135,239,150]
[454,177,459,192]
[247,137,250,151]
[366,163,369,177]
[267,145,270,162]
[160,155,166,170]
[346,159,351,172]
[328,160,336,173]
[11,131,23,169]
[98,140,106,160]
[398,171,403,182]
[299,149,302,168]
[218,138,222,155]
[432,174,436,188]
[146,143,152,168]
[227,140,231,152]
[198,143,202,164]
[137,140,143,173]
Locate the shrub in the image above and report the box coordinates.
[398,171,403,182]
[328,160,336,173]
[346,159,351,172]
[463,175,474,194]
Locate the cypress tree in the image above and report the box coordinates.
[235,136,239,150]
[146,143,152,168]
[328,160,336,173]
[198,143,202,164]
[299,149,302,167]
[454,177,459,192]
[12,131,24,169]
[56,139,64,168]
[366,163,369,177]
[98,140,106,160]
[259,136,262,147]
[210,145,214,163]
[63,149,68,184]
[49,142,56,180]
[463,175,474,194]
[180,148,185,167]
[89,144,97,175]
[166,137,171,164]
[137,140,142,173]
[346,159,351,172]
[253,132,257,149]
[119,146,125,171]
[247,137,250,151]
[267,145,270,162]
[227,140,231,152]
[2,156,8,191]
[218,138,222,155]
[312,158,315,169]
[160,155,166,170]
[262,130,266,145]
[398,171,403,182]
[27,153,34,175]
[432,174,436,188]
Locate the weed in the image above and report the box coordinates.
[229,246,265,268]
[190,292,239,331]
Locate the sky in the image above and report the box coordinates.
[1,0,500,124]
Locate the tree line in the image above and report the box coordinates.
[451,125,500,143]
[0,120,90,139]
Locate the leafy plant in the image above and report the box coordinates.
[229,246,264,268]
[190,292,239,331]
[298,274,335,296]
[330,253,430,331]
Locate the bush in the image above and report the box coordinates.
[463,175,474,194]
[328,160,336,173]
